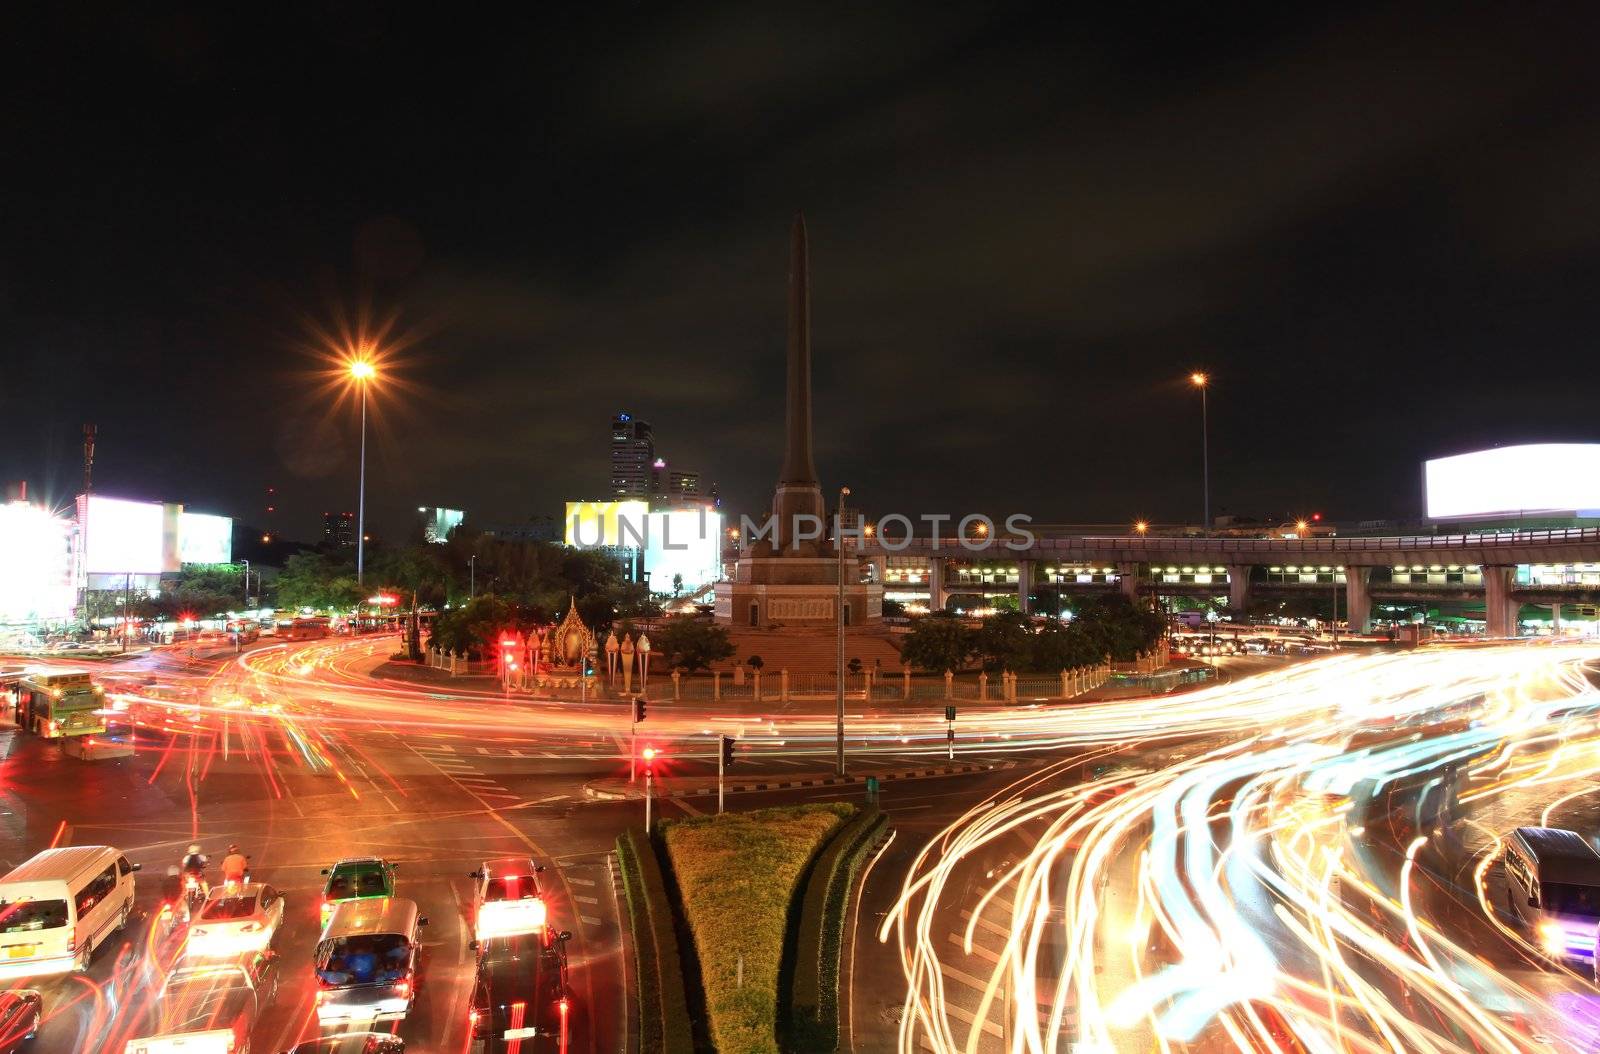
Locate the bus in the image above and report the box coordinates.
[277,617,331,642]
[15,670,107,739]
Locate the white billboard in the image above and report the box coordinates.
[0,502,74,623]
[643,509,724,592]
[82,496,167,574]
[1426,444,1600,519]
[179,512,233,564]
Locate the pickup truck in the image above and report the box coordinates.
[124,951,279,1054]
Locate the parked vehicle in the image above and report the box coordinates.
[0,846,140,978]
[277,1036,405,1054]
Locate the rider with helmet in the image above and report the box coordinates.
[221,843,249,888]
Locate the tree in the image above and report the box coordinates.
[881,598,906,619]
[654,619,735,672]
[1071,595,1165,662]
[901,614,974,672]
[974,611,1032,671]
[427,595,543,659]
[1031,617,1102,671]
[746,654,765,671]
[847,657,862,675]
[671,573,683,597]
[276,552,363,610]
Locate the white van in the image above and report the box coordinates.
[0,845,140,978]
[1502,826,1600,962]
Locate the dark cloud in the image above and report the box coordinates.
[4,4,1600,539]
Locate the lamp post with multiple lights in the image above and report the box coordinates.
[1190,372,1210,529]
[349,358,376,584]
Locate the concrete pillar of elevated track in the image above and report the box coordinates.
[1226,564,1252,612]
[1016,559,1033,615]
[927,556,947,613]
[1116,562,1141,600]
[1483,565,1519,638]
[1344,566,1373,635]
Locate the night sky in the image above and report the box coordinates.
[6,6,1600,541]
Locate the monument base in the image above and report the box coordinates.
[714,579,883,628]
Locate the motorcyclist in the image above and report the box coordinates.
[180,844,208,891]
[221,843,249,887]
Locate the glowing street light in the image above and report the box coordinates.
[348,355,378,584]
[1134,520,1149,535]
[1189,371,1211,529]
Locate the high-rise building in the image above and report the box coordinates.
[323,511,355,548]
[610,411,655,497]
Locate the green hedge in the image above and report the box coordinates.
[786,806,888,1051]
[664,803,852,1054]
[616,828,695,1053]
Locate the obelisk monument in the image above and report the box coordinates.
[715,215,883,627]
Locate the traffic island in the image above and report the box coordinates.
[665,803,851,1054]
[584,761,996,801]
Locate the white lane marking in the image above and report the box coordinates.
[574,895,599,906]
[946,931,1001,964]
[567,877,596,887]
[670,797,704,817]
[580,915,601,926]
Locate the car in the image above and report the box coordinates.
[0,990,41,1051]
[319,858,398,929]
[185,883,285,959]
[468,931,571,1051]
[125,952,278,1054]
[276,1034,405,1054]
[470,857,547,939]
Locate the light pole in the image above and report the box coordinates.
[349,358,376,584]
[1190,372,1210,529]
[469,554,476,600]
[836,485,850,777]
[240,559,251,607]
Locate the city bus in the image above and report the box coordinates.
[277,617,331,641]
[15,670,107,739]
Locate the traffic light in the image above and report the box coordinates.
[641,746,657,774]
[720,735,736,769]
[945,705,957,723]
[632,696,647,724]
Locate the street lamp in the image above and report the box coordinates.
[836,485,850,778]
[1190,372,1209,529]
[469,554,476,600]
[349,357,377,584]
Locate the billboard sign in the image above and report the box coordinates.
[82,496,167,574]
[1426,444,1600,519]
[179,511,233,565]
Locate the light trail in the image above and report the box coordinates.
[881,643,1600,1053]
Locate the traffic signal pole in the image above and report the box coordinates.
[718,738,725,815]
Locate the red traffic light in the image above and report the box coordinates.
[1311,512,1322,522]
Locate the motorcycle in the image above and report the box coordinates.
[181,872,207,919]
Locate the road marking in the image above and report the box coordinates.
[670,797,705,817]
[567,877,596,887]
[935,998,1003,1039]
[939,960,1002,998]
[946,932,1002,964]
[574,895,599,906]
[580,914,601,926]
[958,908,1010,940]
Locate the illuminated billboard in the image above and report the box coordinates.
[643,509,723,592]
[565,501,722,590]
[0,502,74,623]
[82,496,168,574]
[1425,444,1600,520]
[565,501,650,547]
[179,512,233,564]
[419,506,464,544]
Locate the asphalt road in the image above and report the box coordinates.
[8,634,1232,1053]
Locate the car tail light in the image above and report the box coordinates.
[469,1009,480,1026]
[66,934,75,952]
[395,977,410,997]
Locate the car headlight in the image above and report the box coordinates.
[1538,922,1566,953]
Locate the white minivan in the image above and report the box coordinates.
[0,845,140,978]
